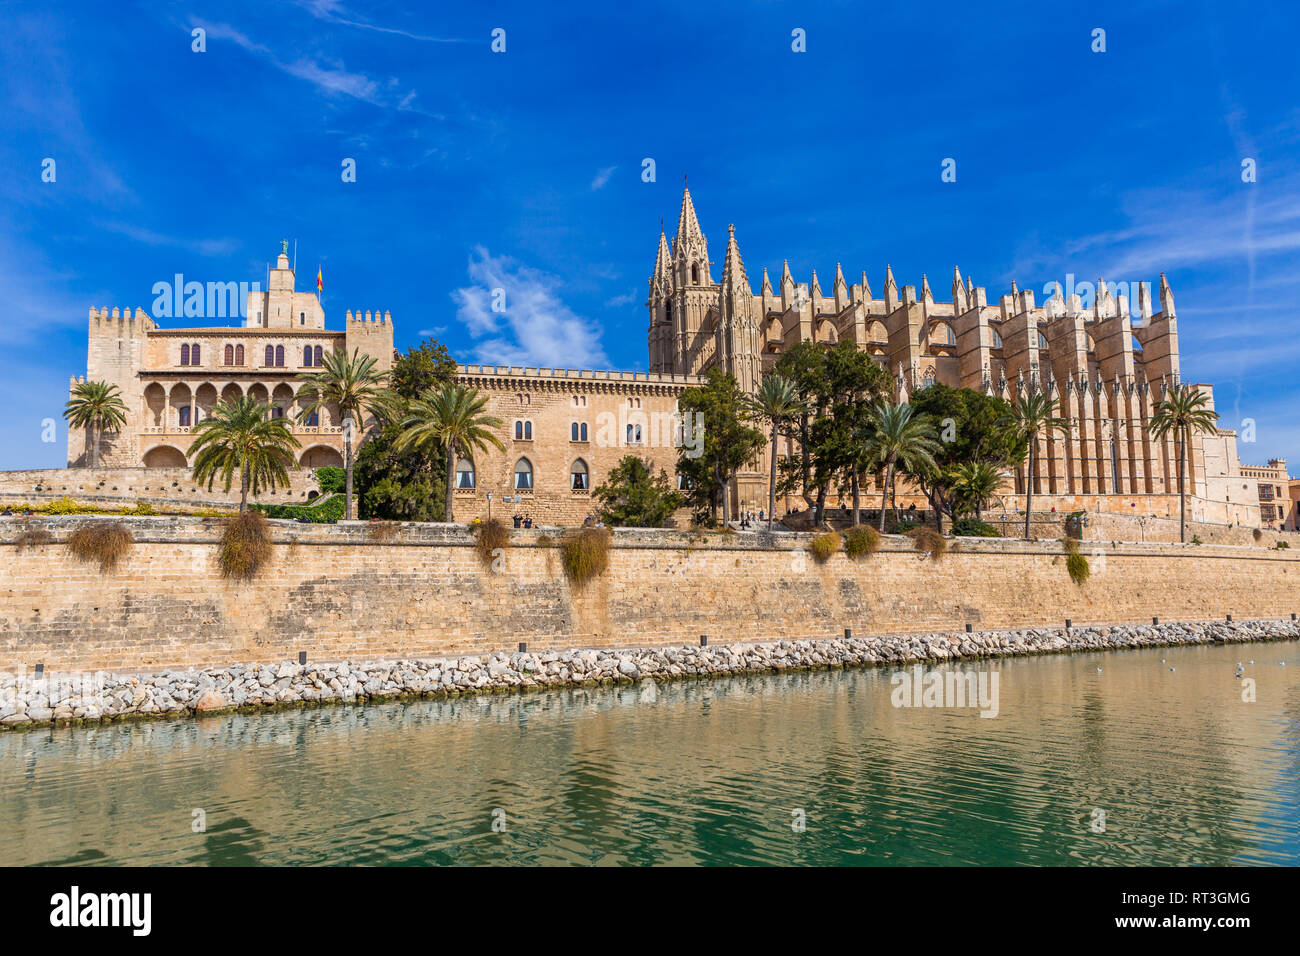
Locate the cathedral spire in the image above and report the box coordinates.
[652,229,671,282]
[761,267,773,296]
[672,184,711,286]
[920,273,933,303]
[675,185,703,244]
[720,224,750,294]
[1159,272,1176,317]
[833,262,848,310]
[809,268,822,302]
[884,264,899,312]
[861,270,872,302]
[952,265,968,314]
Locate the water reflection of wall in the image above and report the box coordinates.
[0,642,1295,866]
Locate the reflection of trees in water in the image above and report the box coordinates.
[1,642,1297,865]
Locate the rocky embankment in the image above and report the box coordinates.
[3,618,1297,729]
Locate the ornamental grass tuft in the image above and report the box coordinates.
[219,510,273,580]
[67,520,133,571]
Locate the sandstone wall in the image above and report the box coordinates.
[2,519,1299,674]
[0,467,321,507]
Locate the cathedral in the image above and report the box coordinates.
[646,186,1260,526]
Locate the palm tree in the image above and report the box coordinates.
[1150,382,1219,543]
[1010,390,1070,540]
[64,380,128,468]
[950,461,1003,521]
[860,403,941,531]
[741,374,811,531]
[296,348,388,520]
[393,382,505,523]
[190,397,301,513]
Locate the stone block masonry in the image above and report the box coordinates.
[2,517,1300,674]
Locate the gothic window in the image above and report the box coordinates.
[456,458,476,489]
[626,423,643,444]
[304,410,319,427]
[303,346,313,367]
[224,344,234,366]
[191,343,200,365]
[180,344,190,366]
[275,345,285,367]
[300,312,306,325]
[1037,331,1049,350]
[692,264,699,284]
[235,345,244,365]
[922,368,936,388]
[515,420,533,440]
[178,406,191,427]
[570,459,588,491]
[666,301,672,323]
[991,329,1004,349]
[314,346,323,366]
[514,458,533,490]
[265,345,275,366]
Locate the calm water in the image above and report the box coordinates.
[1,640,1298,866]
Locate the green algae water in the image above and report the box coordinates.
[1,639,1298,866]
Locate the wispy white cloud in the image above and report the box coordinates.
[195,20,432,114]
[452,248,609,368]
[293,1,470,43]
[604,290,637,307]
[590,166,617,190]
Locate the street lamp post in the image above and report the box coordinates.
[487,492,493,523]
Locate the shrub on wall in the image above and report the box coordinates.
[67,521,133,571]
[888,518,921,535]
[1064,537,1090,586]
[314,467,346,495]
[251,494,344,523]
[474,517,510,568]
[951,517,1001,537]
[843,525,881,559]
[907,526,947,561]
[219,510,273,580]
[15,521,52,552]
[809,531,841,563]
[560,527,610,587]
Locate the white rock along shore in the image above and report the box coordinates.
[2,618,1297,729]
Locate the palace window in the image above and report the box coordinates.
[515,420,533,440]
[300,312,306,325]
[304,410,319,427]
[275,345,285,367]
[271,406,285,420]
[456,458,476,490]
[265,345,274,366]
[236,345,244,365]
[303,346,314,367]
[626,423,643,444]
[314,345,323,366]
[570,459,588,491]
[571,422,588,442]
[181,344,190,365]
[178,406,191,427]
[514,458,534,490]
[224,344,234,366]
[191,343,200,365]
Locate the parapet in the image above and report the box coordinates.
[457,364,705,387]
[345,309,391,324]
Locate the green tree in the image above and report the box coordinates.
[949,460,1003,519]
[64,380,128,468]
[1150,383,1220,543]
[394,382,504,523]
[296,348,389,520]
[677,368,765,526]
[351,339,459,520]
[741,374,811,531]
[859,403,941,531]
[593,455,683,527]
[190,397,301,513]
[909,383,1025,529]
[1010,390,1071,539]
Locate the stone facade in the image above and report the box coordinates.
[447,365,700,526]
[1240,458,1292,527]
[648,186,1260,526]
[67,247,394,472]
[3,517,1300,673]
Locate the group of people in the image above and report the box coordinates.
[511,513,535,529]
[737,510,765,529]
[0,506,35,517]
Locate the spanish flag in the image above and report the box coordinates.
[316,266,323,294]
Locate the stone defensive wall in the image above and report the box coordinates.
[0,467,321,509]
[2,517,1299,674]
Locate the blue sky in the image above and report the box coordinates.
[2,0,1298,470]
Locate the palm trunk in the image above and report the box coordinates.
[878,463,892,531]
[1024,439,1035,540]
[1177,430,1186,543]
[89,424,99,469]
[240,466,249,514]
[767,424,778,532]
[851,467,861,527]
[343,415,354,521]
[445,441,457,523]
